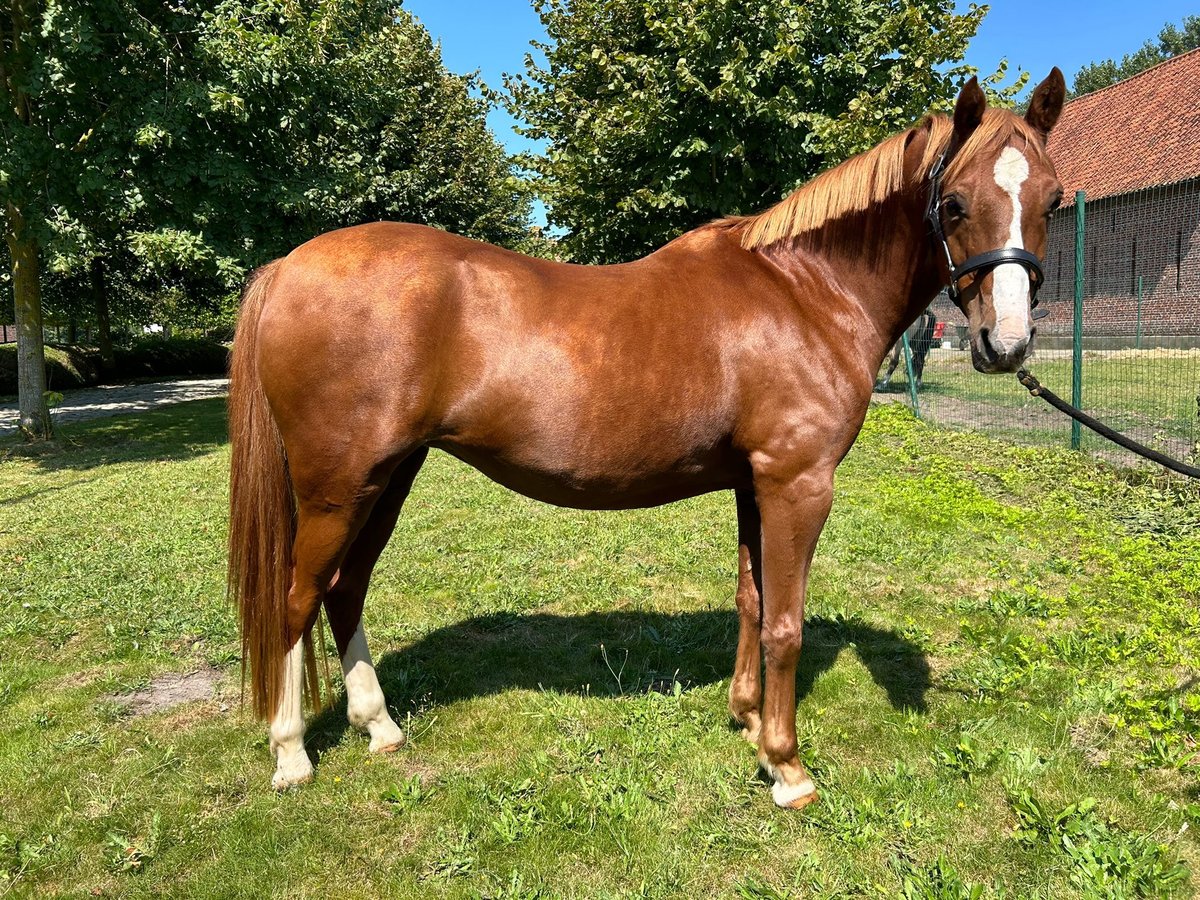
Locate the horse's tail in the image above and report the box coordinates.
[227,260,306,720]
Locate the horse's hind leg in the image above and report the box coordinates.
[728,488,764,742]
[271,498,370,789]
[324,448,428,752]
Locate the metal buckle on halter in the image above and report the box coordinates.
[925,152,1047,319]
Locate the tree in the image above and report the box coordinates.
[3,2,198,437]
[141,2,532,267]
[3,1,529,441]
[505,0,1023,263]
[1070,15,1200,97]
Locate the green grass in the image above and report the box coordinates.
[2,400,1198,898]
[917,352,1197,438]
[877,350,1200,460]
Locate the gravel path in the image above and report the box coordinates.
[0,377,229,437]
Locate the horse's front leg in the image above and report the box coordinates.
[754,467,834,809]
[729,488,764,742]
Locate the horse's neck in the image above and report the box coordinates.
[786,195,943,364]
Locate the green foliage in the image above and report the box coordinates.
[0,343,100,395]
[422,826,476,881]
[104,813,161,874]
[0,830,56,885]
[735,874,796,899]
[0,337,227,395]
[865,404,1200,768]
[1008,790,1189,896]
[892,856,986,900]
[930,727,1000,781]
[108,336,229,383]
[176,0,532,264]
[5,0,529,271]
[506,0,1025,262]
[381,774,434,811]
[1070,15,1200,97]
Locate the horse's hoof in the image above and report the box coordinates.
[367,720,407,754]
[272,768,314,791]
[368,736,406,754]
[761,757,818,810]
[272,753,314,790]
[776,787,819,810]
[771,777,818,810]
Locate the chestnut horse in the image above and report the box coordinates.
[229,73,1065,807]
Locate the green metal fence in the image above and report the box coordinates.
[881,178,1200,472]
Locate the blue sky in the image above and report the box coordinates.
[405,0,1195,156]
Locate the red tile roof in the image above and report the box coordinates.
[1047,47,1200,204]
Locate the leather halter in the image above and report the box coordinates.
[925,151,1046,318]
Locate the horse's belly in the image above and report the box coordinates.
[429,353,747,507]
[431,436,749,510]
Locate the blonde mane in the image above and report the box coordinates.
[735,109,1050,250]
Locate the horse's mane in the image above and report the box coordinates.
[731,109,1050,251]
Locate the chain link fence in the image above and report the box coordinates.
[879,178,1200,471]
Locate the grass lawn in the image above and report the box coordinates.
[2,400,1198,898]
[898,351,1200,447]
[875,350,1200,463]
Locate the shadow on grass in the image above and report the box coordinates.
[306,610,930,756]
[2,397,227,473]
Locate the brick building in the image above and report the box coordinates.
[934,49,1200,348]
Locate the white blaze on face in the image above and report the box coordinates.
[990,146,1031,353]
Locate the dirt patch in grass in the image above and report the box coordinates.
[1070,715,1117,769]
[52,666,110,691]
[113,668,226,717]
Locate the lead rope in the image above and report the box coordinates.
[1015,368,1200,479]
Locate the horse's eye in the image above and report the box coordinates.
[1047,194,1062,218]
[943,195,967,220]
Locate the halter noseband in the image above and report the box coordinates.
[925,151,1047,317]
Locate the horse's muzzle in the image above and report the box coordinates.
[972,326,1033,374]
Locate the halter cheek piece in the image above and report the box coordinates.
[925,151,1048,320]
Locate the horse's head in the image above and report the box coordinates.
[930,71,1065,373]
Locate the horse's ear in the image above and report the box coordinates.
[953,77,987,139]
[1025,67,1066,137]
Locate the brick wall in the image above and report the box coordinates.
[929,178,1200,344]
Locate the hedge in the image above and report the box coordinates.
[0,336,229,397]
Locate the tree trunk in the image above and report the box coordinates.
[92,257,114,368]
[6,202,51,440]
